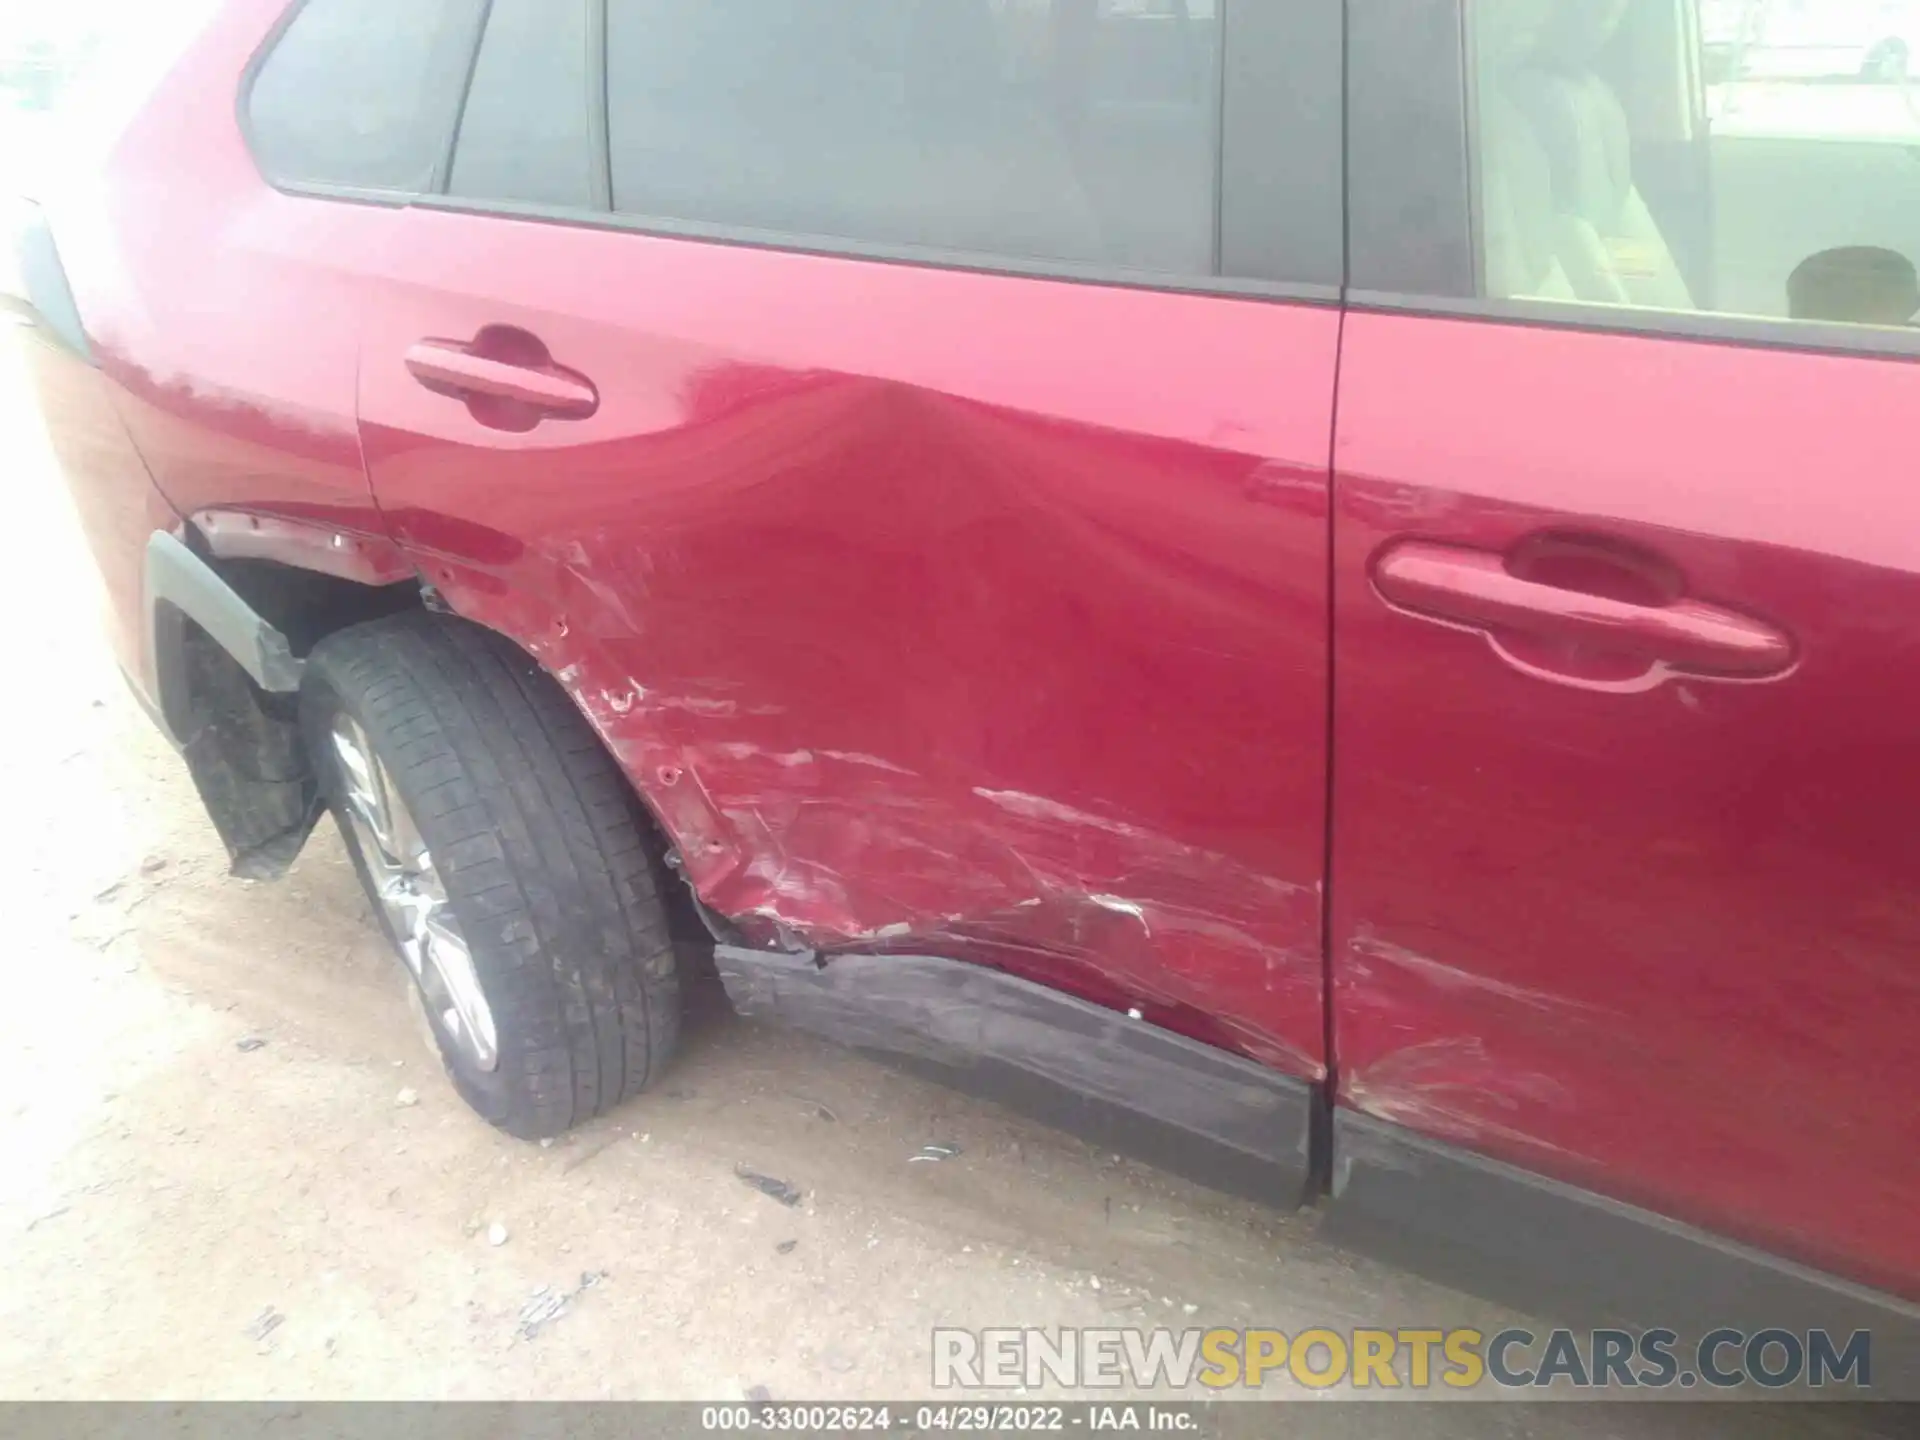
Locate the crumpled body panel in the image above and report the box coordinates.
[356,208,1340,1080]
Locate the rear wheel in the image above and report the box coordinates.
[301,611,680,1139]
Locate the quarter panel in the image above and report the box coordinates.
[46,0,395,555]
[11,321,177,690]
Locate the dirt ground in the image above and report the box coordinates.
[0,350,1887,1438]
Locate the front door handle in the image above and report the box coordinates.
[404,334,599,424]
[1374,541,1794,678]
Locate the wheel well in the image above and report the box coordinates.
[193,550,426,659]
[160,546,702,951]
[165,537,426,879]
[163,546,708,955]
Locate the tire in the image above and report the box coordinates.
[300,610,680,1139]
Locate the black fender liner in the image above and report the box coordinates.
[146,531,320,877]
[146,530,303,739]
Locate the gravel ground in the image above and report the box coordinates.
[0,349,1889,1438]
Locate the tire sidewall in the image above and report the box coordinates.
[299,661,521,1130]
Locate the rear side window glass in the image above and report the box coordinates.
[246,0,486,193]
[1463,0,1920,336]
[605,0,1223,277]
[450,0,598,209]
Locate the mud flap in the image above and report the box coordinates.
[146,532,320,878]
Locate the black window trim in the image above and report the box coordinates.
[436,0,497,196]
[1220,0,1346,288]
[407,190,1341,306]
[1346,0,1920,363]
[586,0,613,212]
[1344,0,1475,301]
[1209,1,1229,279]
[1350,286,1920,363]
[237,0,1344,308]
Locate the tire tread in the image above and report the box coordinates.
[301,612,680,1139]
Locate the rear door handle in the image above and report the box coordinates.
[1374,541,1794,678]
[404,337,599,421]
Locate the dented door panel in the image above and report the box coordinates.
[358,210,1337,1079]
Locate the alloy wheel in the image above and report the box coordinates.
[330,714,499,1072]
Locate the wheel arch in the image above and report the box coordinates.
[367,571,718,951]
[150,526,700,938]
[145,520,426,878]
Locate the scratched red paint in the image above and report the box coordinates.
[25,0,1920,1308]
[354,212,1339,1081]
[32,0,1336,1082]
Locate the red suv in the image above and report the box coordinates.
[8,0,1918,1359]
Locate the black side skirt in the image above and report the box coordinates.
[713,943,1920,1385]
[713,945,1319,1209]
[1325,1108,1920,1382]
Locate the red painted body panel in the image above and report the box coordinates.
[25,0,1920,1307]
[196,507,416,587]
[24,0,405,726]
[16,323,178,690]
[1332,309,1920,1297]
[43,0,391,585]
[355,209,1337,1078]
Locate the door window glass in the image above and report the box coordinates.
[605,0,1222,276]
[449,0,598,209]
[247,0,485,193]
[1469,0,1920,329]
